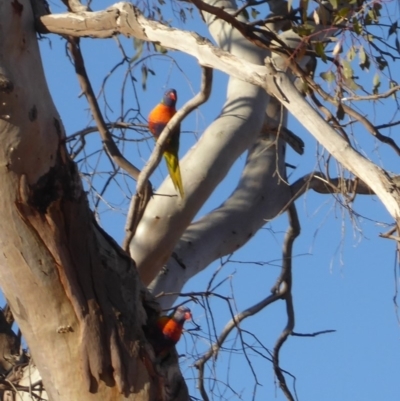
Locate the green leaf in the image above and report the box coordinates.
[341,59,353,79]
[367,9,378,23]
[352,17,362,35]
[388,21,398,38]
[301,0,309,23]
[372,73,380,94]
[315,42,327,62]
[373,3,382,13]
[328,0,338,10]
[251,7,259,19]
[320,70,336,82]
[396,37,400,55]
[337,7,350,18]
[376,56,388,71]
[241,8,249,20]
[131,38,143,63]
[296,24,316,37]
[390,81,398,99]
[347,46,356,61]
[364,34,374,42]
[358,46,370,70]
[141,65,148,91]
[179,9,186,23]
[154,43,168,54]
[344,77,361,91]
[332,41,342,56]
[336,103,345,120]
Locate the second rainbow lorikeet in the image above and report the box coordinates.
[147,305,192,359]
[148,88,184,198]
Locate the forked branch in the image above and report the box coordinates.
[67,37,145,182]
[290,172,400,202]
[194,203,301,401]
[272,203,300,401]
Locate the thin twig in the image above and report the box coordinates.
[290,172,378,202]
[189,0,287,50]
[296,69,400,156]
[67,38,144,181]
[309,92,350,144]
[194,290,283,399]
[67,37,154,248]
[272,203,300,401]
[122,66,213,251]
[292,329,336,337]
[341,85,400,102]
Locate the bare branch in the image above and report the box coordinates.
[290,172,378,201]
[309,92,351,144]
[67,37,155,253]
[62,0,89,12]
[272,203,300,401]
[67,38,144,181]
[193,293,282,385]
[341,85,400,102]
[265,123,304,155]
[149,124,292,308]
[292,330,336,337]
[189,0,286,50]
[307,79,400,156]
[37,5,400,224]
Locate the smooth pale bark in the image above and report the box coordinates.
[129,0,270,285]
[149,97,292,308]
[0,1,187,400]
[40,2,400,285]
[148,0,315,305]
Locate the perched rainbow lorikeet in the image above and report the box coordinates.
[147,306,192,359]
[148,88,184,198]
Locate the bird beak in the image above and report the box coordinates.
[184,311,192,320]
[169,92,176,101]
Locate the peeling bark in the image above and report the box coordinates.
[0,0,188,400]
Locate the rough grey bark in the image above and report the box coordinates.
[0,0,187,400]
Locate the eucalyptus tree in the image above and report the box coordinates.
[0,0,399,399]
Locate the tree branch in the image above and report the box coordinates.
[40,2,400,252]
[290,172,379,201]
[309,81,400,156]
[149,112,292,308]
[67,37,154,249]
[341,85,400,102]
[272,203,300,401]
[66,37,145,182]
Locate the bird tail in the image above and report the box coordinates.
[163,151,184,198]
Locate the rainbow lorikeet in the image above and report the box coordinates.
[148,88,184,198]
[147,306,192,358]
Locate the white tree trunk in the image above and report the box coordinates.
[129,0,271,285]
[149,97,291,307]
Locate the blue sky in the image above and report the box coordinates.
[35,0,400,399]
